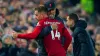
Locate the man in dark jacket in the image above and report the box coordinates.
[0,39,5,56]
[1,34,21,56]
[66,13,95,56]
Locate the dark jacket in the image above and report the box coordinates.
[2,44,21,56]
[0,48,5,56]
[72,20,95,56]
[9,45,22,56]
[3,44,13,56]
[18,50,38,56]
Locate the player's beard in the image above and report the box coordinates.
[49,14,55,19]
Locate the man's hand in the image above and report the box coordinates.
[13,32,18,39]
[51,23,58,30]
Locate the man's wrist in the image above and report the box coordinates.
[50,25,54,30]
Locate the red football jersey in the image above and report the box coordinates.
[17,17,72,55]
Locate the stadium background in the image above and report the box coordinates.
[0,0,100,56]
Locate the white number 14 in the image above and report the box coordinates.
[51,30,60,40]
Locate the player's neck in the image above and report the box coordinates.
[42,15,48,19]
[44,14,48,18]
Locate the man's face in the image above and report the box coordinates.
[0,42,2,49]
[34,10,44,21]
[0,16,4,25]
[28,43,36,52]
[50,9,56,15]
[0,32,3,37]
[21,39,27,48]
[5,15,11,21]
[66,16,74,27]
[48,9,56,18]
[34,10,39,20]
[95,41,100,52]
[4,37,13,45]
[95,34,100,52]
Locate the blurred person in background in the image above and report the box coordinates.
[20,39,28,50]
[0,13,7,29]
[66,13,95,56]
[1,34,20,56]
[2,34,14,56]
[2,34,13,48]
[86,25,95,39]
[0,28,4,38]
[95,34,100,56]
[26,13,36,33]
[18,40,38,56]
[86,24,95,47]
[5,13,13,25]
[10,39,29,56]
[0,39,5,56]
[95,27,100,56]
[13,38,25,56]
[13,20,28,33]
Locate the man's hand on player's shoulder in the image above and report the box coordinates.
[51,23,58,30]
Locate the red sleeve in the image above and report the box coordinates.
[17,21,44,39]
[63,27,72,51]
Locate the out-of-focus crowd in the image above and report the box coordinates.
[0,0,100,56]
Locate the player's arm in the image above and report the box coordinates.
[62,27,72,51]
[17,21,44,39]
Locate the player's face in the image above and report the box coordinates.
[66,16,74,27]
[34,10,41,21]
[34,10,44,21]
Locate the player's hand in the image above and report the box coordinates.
[51,23,58,30]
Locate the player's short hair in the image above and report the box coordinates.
[35,6,48,13]
[30,40,38,48]
[69,13,79,23]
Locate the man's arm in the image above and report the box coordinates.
[37,26,52,39]
[37,23,57,39]
[63,27,72,51]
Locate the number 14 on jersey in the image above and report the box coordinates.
[51,30,61,40]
